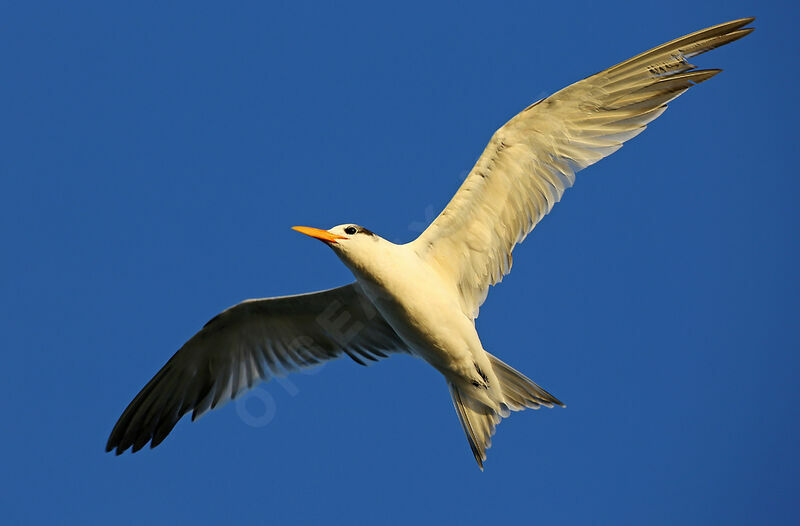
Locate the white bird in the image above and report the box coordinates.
[107,18,754,468]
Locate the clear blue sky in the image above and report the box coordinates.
[1,1,797,524]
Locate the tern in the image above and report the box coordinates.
[107,18,754,468]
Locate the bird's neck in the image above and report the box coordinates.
[340,240,407,291]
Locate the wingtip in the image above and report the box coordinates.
[730,18,756,36]
[105,436,123,455]
[726,16,756,28]
[731,27,756,40]
[739,27,756,37]
[131,439,147,454]
[548,394,566,408]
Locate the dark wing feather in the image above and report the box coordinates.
[106,283,405,454]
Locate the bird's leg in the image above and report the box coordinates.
[470,361,490,390]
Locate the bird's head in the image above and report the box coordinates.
[292,224,385,275]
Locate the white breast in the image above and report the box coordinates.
[352,244,484,377]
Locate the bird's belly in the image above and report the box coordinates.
[357,272,480,376]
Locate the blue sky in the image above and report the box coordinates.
[1,1,797,524]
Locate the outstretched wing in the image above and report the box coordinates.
[412,18,754,318]
[106,283,406,454]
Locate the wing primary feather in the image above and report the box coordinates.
[106,283,407,453]
[412,18,753,318]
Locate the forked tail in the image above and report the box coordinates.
[449,352,564,469]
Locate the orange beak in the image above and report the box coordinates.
[292,226,347,244]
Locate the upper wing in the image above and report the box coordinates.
[106,283,406,454]
[411,18,754,318]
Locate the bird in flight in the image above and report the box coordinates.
[107,18,754,468]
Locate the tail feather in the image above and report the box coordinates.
[488,353,565,410]
[448,352,564,470]
[448,382,501,470]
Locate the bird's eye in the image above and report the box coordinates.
[344,226,357,235]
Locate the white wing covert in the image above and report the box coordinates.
[412,18,754,318]
[106,283,405,454]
